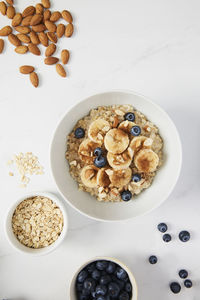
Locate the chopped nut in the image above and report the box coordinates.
[115,109,124,116]
[9,172,14,176]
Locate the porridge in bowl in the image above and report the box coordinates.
[66,105,163,202]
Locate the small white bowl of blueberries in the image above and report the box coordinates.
[70,256,138,300]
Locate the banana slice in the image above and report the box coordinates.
[80,165,99,188]
[106,168,132,188]
[130,136,153,153]
[78,138,99,164]
[88,119,111,144]
[107,147,134,170]
[97,168,111,187]
[118,120,136,133]
[134,149,159,173]
[104,128,129,154]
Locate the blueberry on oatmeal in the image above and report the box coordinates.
[75,127,85,139]
[130,125,141,136]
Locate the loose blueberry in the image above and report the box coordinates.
[92,269,101,281]
[94,147,103,157]
[132,173,141,183]
[163,233,172,243]
[75,127,85,139]
[106,262,116,274]
[179,231,190,242]
[125,282,132,293]
[95,285,107,296]
[130,125,141,136]
[94,156,107,168]
[108,282,120,298]
[77,270,88,283]
[179,269,188,279]
[124,112,135,122]
[157,223,168,233]
[121,190,132,201]
[83,278,96,292]
[184,279,192,288]
[170,282,181,294]
[96,260,108,271]
[100,275,111,285]
[149,255,158,264]
[119,291,130,300]
[116,267,128,280]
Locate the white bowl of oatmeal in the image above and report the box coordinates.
[4,192,68,256]
[50,91,182,221]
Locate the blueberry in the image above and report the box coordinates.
[96,296,106,300]
[163,233,171,243]
[157,223,168,233]
[184,279,192,288]
[77,270,88,283]
[119,291,130,300]
[124,112,135,122]
[92,269,101,281]
[125,282,132,293]
[130,125,141,136]
[77,294,89,300]
[179,231,190,242]
[87,263,96,273]
[179,269,188,279]
[132,173,141,183]
[106,262,116,274]
[83,278,96,292]
[76,283,83,292]
[149,255,158,264]
[94,156,107,168]
[94,147,103,157]
[112,278,125,290]
[116,267,128,280]
[100,275,111,285]
[96,260,108,271]
[95,285,107,296]
[170,282,181,294]
[108,282,120,298]
[121,190,132,201]
[75,127,85,139]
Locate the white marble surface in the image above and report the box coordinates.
[0,0,200,299]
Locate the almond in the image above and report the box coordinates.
[38,32,48,47]
[56,23,65,38]
[62,10,73,23]
[43,9,51,21]
[0,38,4,53]
[50,11,61,22]
[8,33,21,46]
[12,13,22,26]
[65,23,74,37]
[15,26,31,34]
[56,63,66,77]
[47,32,57,43]
[44,56,59,65]
[30,14,43,26]
[30,72,39,87]
[35,3,43,14]
[17,33,30,44]
[19,65,35,74]
[6,0,13,5]
[45,43,56,56]
[45,20,56,33]
[41,0,50,9]
[6,5,15,19]
[30,31,40,44]
[0,25,12,36]
[32,24,46,32]
[0,1,7,15]
[15,45,28,54]
[61,49,69,65]
[28,43,40,55]
[21,15,32,26]
[22,5,35,18]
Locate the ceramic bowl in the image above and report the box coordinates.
[50,90,182,221]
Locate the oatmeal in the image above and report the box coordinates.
[66,105,163,202]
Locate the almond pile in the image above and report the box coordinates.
[0,0,73,87]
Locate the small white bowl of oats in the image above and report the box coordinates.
[5,192,68,255]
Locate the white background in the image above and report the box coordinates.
[0,0,200,299]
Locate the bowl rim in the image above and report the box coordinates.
[69,256,138,300]
[50,89,182,222]
[4,191,68,256]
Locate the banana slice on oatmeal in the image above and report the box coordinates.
[134,149,159,173]
[106,168,132,188]
[80,165,99,188]
[88,119,111,144]
[130,136,153,153]
[118,120,136,134]
[104,128,129,154]
[107,147,134,170]
[78,139,99,164]
[97,168,111,187]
